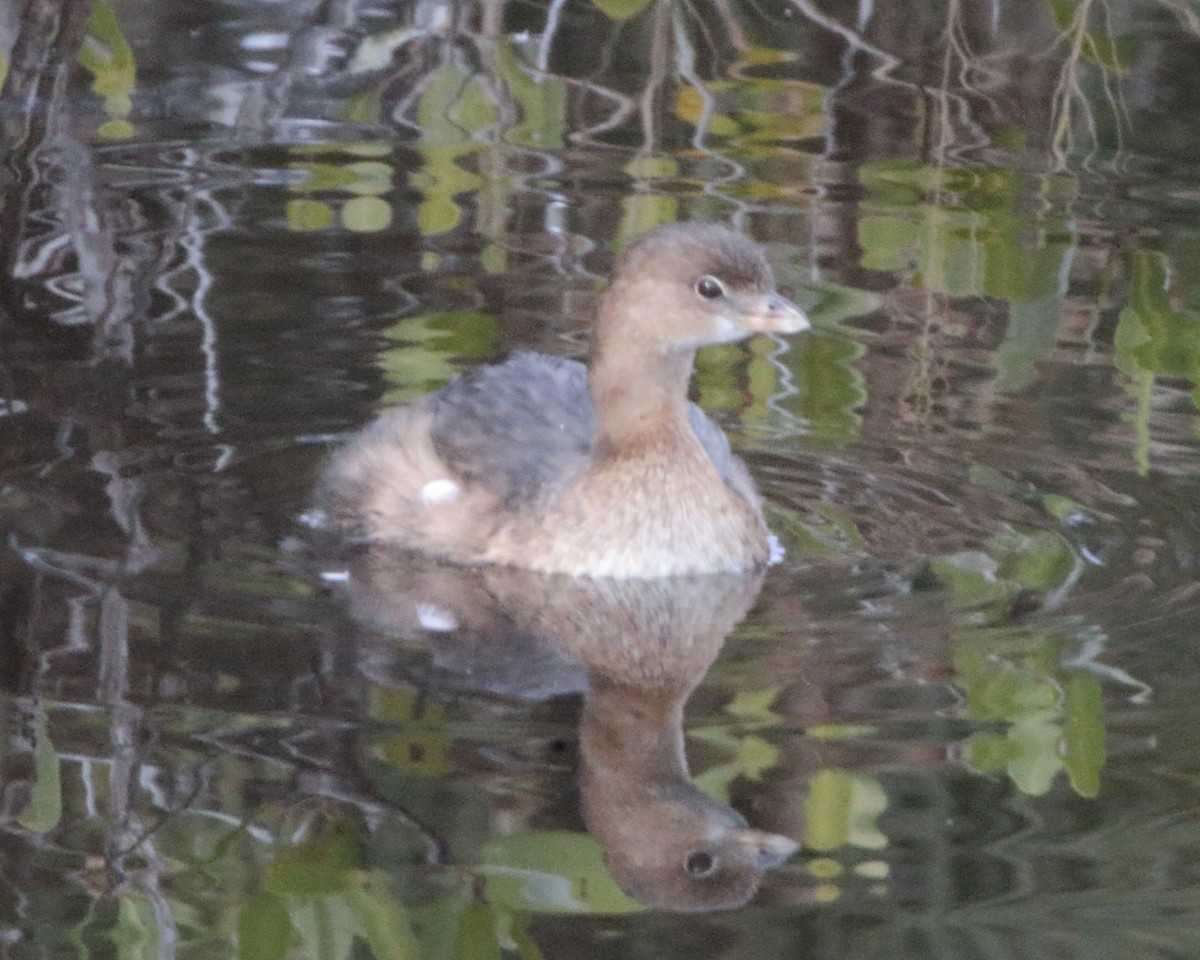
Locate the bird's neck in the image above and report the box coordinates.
[580,676,692,790]
[588,309,697,455]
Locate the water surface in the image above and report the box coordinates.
[3,1,1200,957]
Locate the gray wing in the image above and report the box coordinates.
[687,404,740,489]
[430,351,744,505]
[429,352,595,506]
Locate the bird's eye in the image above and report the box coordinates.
[684,850,717,877]
[695,276,725,300]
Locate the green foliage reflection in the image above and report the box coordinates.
[1116,251,1200,473]
[77,1,136,139]
[15,704,62,833]
[378,311,499,406]
[859,161,1074,304]
[481,831,642,915]
[956,629,1105,797]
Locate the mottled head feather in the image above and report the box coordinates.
[619,222,773,291]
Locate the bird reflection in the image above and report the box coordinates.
[334,548,799,912]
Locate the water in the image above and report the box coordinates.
[3,0,1200,957]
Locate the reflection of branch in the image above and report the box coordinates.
[1157,0,1200,37]
[183,195,228,441]
[0,0,94,139]
[677,0,726,65]
[141,150,238,447]
[1045,0,1134,168]
[560,75,638,147]
[786,0,904,84]
[197,723,451,865]
[1092,0,1130,162]
[107,701,181,960]
[639,1,671,153]
[535,0,567,72]
[929,0,993,164]
[1049,0,1100,170]
[672,6,745,192]
[708,0,752,52]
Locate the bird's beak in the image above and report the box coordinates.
[731,291,810,335]
[729,828,802,869]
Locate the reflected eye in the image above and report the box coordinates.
[684,850,717,877]
[695,276,725,300]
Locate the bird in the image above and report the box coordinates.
[316,222,809,578]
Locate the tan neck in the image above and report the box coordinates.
[587,299,697,454]
[580,676,692,790]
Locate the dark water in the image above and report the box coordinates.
[4,0,1200,957]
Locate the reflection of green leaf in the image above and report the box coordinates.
[287,199,334,232]
[694,343,743,415]
[286,150,397,234]
[413,63,492,236]
[238,893,293,960]
[1114,252,1200,471]
[498,44,566,151]
[618,192,679,251]
[1006,717,1065,795]
[940,604,1109,799]
[736,103,826,147]
[993,528,1078,592]
[1127,254,1200,377]
[695,736,779,798]
[1114,307,1154,475]
[673,76,827,156]
[805,769,888,852]
[264,818,361,895]
[955,627,1105,798]
[78,1,136,127]
[290,898,354,960]
[255,865,419,960]
[480,832,643,915]
[932,526,1078,619]
[993,294,1063,395]
[340,90,382,125]
[345,879,421,960]
[767,499,867,559]
[291,160,393,195]
[510,916,549,960]
[416,146,480,235]
[860,161,1074,304]
[112,894,160,960]
[1062,674,1105,798]
[370,688,455,778]
[591,0,652,20]
[859,216,912,272]
[804,276,880,327]
[16,705,62,833]
[782,329,867,448]
[98,119,135,140]
[930,551,1012,612]
[692,689,783,798]
[453,903,502,960]
[343,195,393,232]
[378,311,498,405]
[411,895,472,960]
[699,280,872,442]
[618,155,680,248]
[675,85,740,137]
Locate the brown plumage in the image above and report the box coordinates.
[316,222,809,578]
